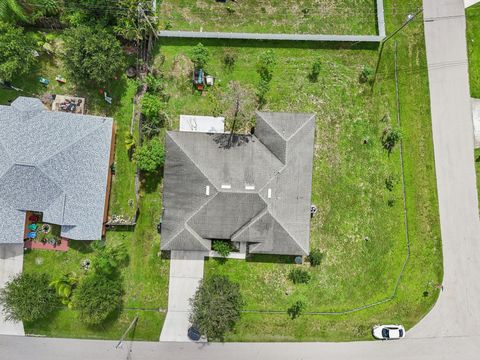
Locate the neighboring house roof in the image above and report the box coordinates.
[161,111,315,256]
[0,97,114,244]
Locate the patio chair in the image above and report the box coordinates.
[29,215,39,222]
[27,232,37,239]
[28,224,38,231]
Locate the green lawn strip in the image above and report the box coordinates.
[24,308,165,341]
[160,0,377,35]
[108,80,138,220]
[467,4,480,98]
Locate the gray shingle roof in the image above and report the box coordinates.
[161,111,315,256]
[0,97,113,244]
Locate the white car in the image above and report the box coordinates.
[372,325,405,340]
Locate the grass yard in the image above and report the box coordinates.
[467,3,480,98]
[160,0,378,35]
[154,0,442,341]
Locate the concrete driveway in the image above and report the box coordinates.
[0,244,24,336]
[160,251,207,342]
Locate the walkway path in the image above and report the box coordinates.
[409,0,480,339]
[0,245,24,336]
[159,251,206,342]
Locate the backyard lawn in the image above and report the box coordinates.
[154,0,442,341]
[160,0,378,35]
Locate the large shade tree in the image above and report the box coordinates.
[0,21,36,82]
[0,273,58,322]
[62,25,124,86]
[189,275,243,341]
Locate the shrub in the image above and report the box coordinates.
[190,275,243,341]
[223,49,237,69]
[134,139,165,173]
[212,240,233,257]
[381,127,402,154]
[287,300,305,319]
[91,242,129,277]
[288,268,311,284]
[145,74,164,94]
[124,131,136,153]
[256,50,276,105]
[0,273,58,322]
[309,58,322,82]
[190,43,209,69]
[307,248,323,267]
[359,65,374,84]
[72,274,122,326]
[141,93,164,119]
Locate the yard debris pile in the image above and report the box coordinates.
[51,95,85,114]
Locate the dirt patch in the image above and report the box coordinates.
[170,54,193,81]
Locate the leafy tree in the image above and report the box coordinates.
[309,58,321,82]
[287,300,305,319]
[190,275,243,341]
[288,268,311,284]
[49,272,79,308]
[212,240,233,258]
[134,139,165,173]
[142,112,168,139]
[62,26,124,86]
[72,274,122,325]
[0,22,36,82]
[0,0,28,22]
[64,0,116,26]
[190,43,210,69]
[307,248,323,267]
[0,273,58,322]
[381,127,402,154]
[256,50,276,106]
[113,0,157,41]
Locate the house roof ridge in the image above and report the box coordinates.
[37,119,108,166]
[166,131,219,192]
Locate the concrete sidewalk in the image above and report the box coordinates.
[0,245,24,336]
[160,251,207,342]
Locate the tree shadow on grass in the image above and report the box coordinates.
[246,254,297,264]
[158,37,379,52]
[141,170,164,194]
[68,240,95,254]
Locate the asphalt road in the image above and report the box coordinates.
[1,0,479,359]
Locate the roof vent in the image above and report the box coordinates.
[221,184,231,190]
[245,185,255,190]
[205,185,210,196]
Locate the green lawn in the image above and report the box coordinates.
[160,0,378,35]
[154,0,442,342]
[467,4,480,98]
